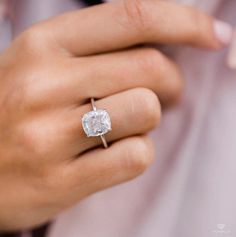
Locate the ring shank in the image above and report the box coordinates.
[91,98,97,111]
[100,135,108,148]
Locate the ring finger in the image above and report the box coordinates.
[67,87,161,155]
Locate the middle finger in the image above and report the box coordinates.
[68,48,183,106]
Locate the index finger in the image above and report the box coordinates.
[43,0,232,55]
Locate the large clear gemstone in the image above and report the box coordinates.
[82,109,112,137]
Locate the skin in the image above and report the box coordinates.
[0,0,228,232]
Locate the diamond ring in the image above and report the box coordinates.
[82,98,112,148]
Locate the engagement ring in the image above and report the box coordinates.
[82,98,112,148]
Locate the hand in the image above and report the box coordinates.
[0,0,231,231]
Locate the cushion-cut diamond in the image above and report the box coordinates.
[82,109,112,137]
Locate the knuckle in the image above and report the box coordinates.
[136,48,161,73]
[17,123,51,158]
[18,71,52,111]
[163,65,184,106]
[124,137,154,174]
[189,10,202,37]
[136,49,184,106]
[170,69,184,103]
[120,0,151,33]
[17,26,49,53]
[43,167,68,190]
[132,88,161,129]
[185,6,209,41]
[17,81,40,111]
[168,84,184,106]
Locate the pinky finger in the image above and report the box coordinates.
[64,135,155,199]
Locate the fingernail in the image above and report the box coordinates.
[214,20,233,46]
[227,30,236,69]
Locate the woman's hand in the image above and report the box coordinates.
[0,0,231,231]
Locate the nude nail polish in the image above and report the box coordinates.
[214,20,233,46]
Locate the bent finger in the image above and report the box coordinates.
[64,135,155,200]
[69,47,183,105]
[44,0,232,55]
[66,88,161,154]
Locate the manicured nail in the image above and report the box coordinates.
[214,20,233,46]
[227,30,236,69]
